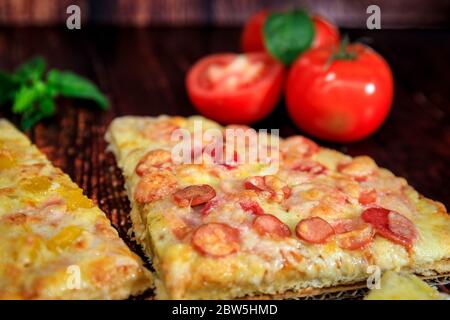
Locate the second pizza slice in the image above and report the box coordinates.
[0,119,152,299]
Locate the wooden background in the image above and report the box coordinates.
[0,0,450,28]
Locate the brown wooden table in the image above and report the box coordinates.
[0,27,449,298]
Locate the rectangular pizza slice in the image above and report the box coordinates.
[106,115,450,299]
[0,119,152,299]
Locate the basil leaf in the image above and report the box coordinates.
[0,71,19,105]
[12,85,39,113]
[12,81,47,113]
[263,10,314,65]
[19,94,55,131]
[20,107,46,131]
[47,70,109,109]
[15,56,46,83]
[39,95,56,117]
[1,56,109,130]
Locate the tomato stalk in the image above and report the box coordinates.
[325,36,357,68]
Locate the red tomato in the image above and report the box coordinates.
[241,12,339,53]
[241,10,269,52]
[286,44,394,142]
[186,52,284,124]
[311,16,340,49]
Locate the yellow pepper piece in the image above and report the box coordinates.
[20,176,52,193]
[0,151,16,170]
[47,226,83,252]
[57,187,94,211]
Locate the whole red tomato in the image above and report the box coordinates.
[241,11,339,53]
[285,44,393,142]
[186,52,284,124]
[311,16,340,49]
[241,10,269,52]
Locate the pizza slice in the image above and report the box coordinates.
[0,119,152,299]
[106,115,450,299]
[364,271,449,300]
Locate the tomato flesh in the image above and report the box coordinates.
[186,52,284,124]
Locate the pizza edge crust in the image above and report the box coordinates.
[248,260,450,300]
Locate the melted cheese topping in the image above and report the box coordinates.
[106,115,450,299]
[0,119,152,299]
[365,271,448,300]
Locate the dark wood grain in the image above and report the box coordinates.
[0,0,450,28]
[0,26,449,298]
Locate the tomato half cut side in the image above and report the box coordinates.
[186,52,284,124]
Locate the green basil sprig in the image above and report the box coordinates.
[0,56,109,130]
[263,10,315,65]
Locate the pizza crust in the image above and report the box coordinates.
[250,261,450,300]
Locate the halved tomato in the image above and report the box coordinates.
[186,52,284,124]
